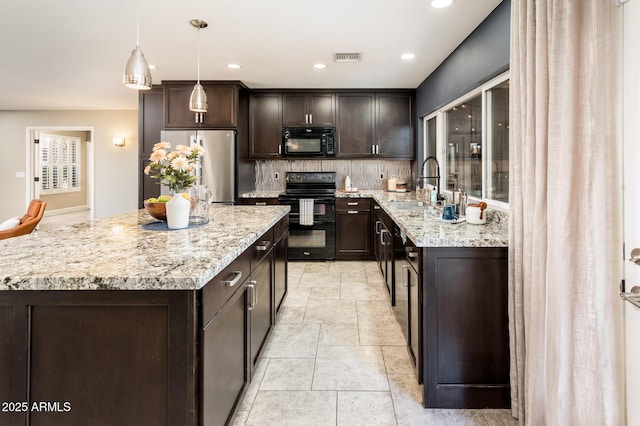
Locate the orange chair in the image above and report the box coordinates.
[0,199,47,240]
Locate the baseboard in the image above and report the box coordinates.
[45,205,90,217]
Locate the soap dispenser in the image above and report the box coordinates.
[345,175,352,191]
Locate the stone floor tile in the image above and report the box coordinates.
[359,316,406,346]
[277,306,306,324]
[303,263,331,274]
[282,287,310,308]
[356,299,393,316]
[329,261,368,273]
[319,323,360,346]
[308,287,341,301]
[260,358,316,390]
[262,324,320,358]
[337,391,397,426]
[229,409,249,426]
[246,390,337,426]
[381,345,415,375]
[298,271,342,288]
[313,345,389,391]
[481,409,519,425]
[304,299,357,324]
[342,281,388,300]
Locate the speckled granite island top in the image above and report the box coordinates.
[337,190,508,248]
[0,205,289,291]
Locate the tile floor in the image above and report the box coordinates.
[232,261,518,426]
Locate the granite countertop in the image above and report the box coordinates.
[240,190,282,198]
[0,205,289,291]
[337,190,508,248]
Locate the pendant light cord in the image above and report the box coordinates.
[135,0,141,48]
[196,26,201,84]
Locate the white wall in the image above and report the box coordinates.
[0,110,138,220]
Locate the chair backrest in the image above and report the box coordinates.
[20,199,46,225]
[0,199,47,240]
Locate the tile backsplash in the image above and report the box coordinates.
[255,160,413,191]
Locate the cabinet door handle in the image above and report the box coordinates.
[222,271,243,287]
[278,145,282,155]
[246,282,256,310]
[256,241,271,251]
[374,205,381,210]
[309,114,312,124]
[380,229,388,245]
[402,265,410,287]
[375,220,381,235]
[375,144,380,155]
[371,145,376,155]
[255,202,267,206]
[348,210,358,214]
[407,251,418,259]
[347,202,359,206]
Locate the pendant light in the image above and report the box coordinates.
[123,0,152,89]
[189,19,208,113]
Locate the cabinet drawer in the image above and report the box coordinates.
[202,249,251,326]
[238,197,279,206]
[337,198,371,212]
[251,229,274,267]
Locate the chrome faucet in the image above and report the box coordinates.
[417,156,441,200]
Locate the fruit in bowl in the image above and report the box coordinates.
[144,194,194,221]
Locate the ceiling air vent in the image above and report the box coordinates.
[333,52,362,63]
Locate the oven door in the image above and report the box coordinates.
[287,221,336,261]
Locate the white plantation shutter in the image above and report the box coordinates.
[40,134,81,194]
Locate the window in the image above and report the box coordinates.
[423,73,509,206]
[40,133,81,194]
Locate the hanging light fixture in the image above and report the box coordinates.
[123,0,152,89]
[189,19,208,113]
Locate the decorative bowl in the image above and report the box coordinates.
[144,202,167,221]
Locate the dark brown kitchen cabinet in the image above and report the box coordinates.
[282,93,335,127]
[373,202,394,304]
[202,280,249,426]
[273,216,288,313]
[336,198,372,260]
[138,86,164,207]
[336,93,376,157]
[422,247,509,409]
[164,81,242,129]
[336,91,414,159]
[248,250,273,373]
[376,92,414,158]
[249,93,282,157]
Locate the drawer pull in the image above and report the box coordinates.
[407,251,418,259]
[256,241,271,251]
[347,202,359,206]
[221,271,242,287]
[256,202,267,206]
[348,210,358,214]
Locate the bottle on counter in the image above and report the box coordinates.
[345,175,352,191]
[430,185,438,205]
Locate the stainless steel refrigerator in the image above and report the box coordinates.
[160,130,236,203]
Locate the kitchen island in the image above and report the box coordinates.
[0,204,289,425]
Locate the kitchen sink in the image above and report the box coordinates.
[389,200,432,210]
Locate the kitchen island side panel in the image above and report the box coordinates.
[0,290,198,426]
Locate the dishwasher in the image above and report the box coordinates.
[393,225,421,382]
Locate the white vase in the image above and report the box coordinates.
[166,192,190,229]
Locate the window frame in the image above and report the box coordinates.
[421,71,510,209]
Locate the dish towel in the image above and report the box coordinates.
[299,199,314,226]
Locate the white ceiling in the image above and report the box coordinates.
[0,0,502,110]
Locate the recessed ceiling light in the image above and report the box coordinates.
[226,64,241,69]
[431,0,454,8]
[401,53,416,60]
[313,63,327,69]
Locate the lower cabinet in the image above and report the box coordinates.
[422,247,509,409]
[373,202,394,304]
[202,282,249,426]
[248,256,273,373]
[273,217,288,313]
[336,198,372,260]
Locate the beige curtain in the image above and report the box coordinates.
[509,1,624,424]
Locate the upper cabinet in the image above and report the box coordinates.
[336,91,414,159]
[376,92,414,158]
[336,93,376,157]
[249,93,282,157]
[282,93,335,127]
[248,89,415,159]
[163,81,243,129]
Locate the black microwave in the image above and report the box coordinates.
[282,127,336,157]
